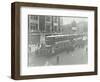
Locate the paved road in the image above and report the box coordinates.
[28,46,88,66]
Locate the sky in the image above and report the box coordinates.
[62,17,88,25]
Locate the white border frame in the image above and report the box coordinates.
[20,7,95,75]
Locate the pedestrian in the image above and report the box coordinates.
[56,56,60,65]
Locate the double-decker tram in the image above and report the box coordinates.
[29,33,87,56]
[34,32,87,56]
[36,33,87,56]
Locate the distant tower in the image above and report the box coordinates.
[71,20,77,33]
[72,20,77,27]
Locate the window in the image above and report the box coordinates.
[30,15,38,20]
[58,28,61,32]
[46,24,51,32]
[54,26,58,32]
[30,23,38,31]
[45,16,51,22]
[53,16,58,23]
[52,25,58,32]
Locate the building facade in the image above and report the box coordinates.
[28,15,63,33]
[28,15,63,45]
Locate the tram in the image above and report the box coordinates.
[35,33,87,56]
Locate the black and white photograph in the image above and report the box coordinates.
[28,15,88,67]
[11,2,97,79]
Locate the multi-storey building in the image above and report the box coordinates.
[28,15,63,45]
[28,15,63,34]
